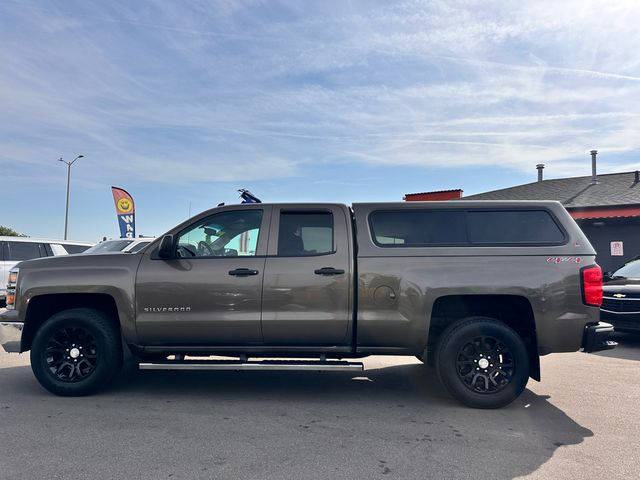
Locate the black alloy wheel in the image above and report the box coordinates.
[44,326,99,382]
[455,335,515,394]
[436,317,530,409]
[30,308,122,396]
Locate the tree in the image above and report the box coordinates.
[0,225,26,237]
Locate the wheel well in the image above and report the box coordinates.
[21,293,120,352]
[427,295,540,381]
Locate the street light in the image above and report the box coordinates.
[59,154,84,240]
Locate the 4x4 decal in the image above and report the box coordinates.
[546,256,582,264]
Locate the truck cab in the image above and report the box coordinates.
[136,203,353,348]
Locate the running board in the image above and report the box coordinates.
[139,359,364,372]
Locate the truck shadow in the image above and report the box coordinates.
[115,362,591,479]
[0,361,593,480]
[593,332,640,361]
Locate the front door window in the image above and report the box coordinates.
[176,210,262,258]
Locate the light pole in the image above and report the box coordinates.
[59,155,84,240]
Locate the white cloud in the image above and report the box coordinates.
[1,0,640,189]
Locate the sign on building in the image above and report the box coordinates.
[611,241,624,256]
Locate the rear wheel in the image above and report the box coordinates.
[435,317,529,409]
[30,308,122,396]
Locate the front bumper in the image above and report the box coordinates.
[582,322,617,353]
[600,310,640,333]
[0,308,23,353]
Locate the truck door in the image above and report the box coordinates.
[261,206,353,345]
[135,206,270,346]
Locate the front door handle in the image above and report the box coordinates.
[314,267,345,276]
[228,268,259,277]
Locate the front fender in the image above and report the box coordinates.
[14,254,142,343]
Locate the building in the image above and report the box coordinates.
[463,159,640,272]
[403,189,463,201]
[403,153,640,272]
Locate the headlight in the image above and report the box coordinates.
[6,268,18,309]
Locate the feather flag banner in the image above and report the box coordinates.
[111,186,136,238]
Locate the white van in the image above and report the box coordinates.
[0,237,93,300]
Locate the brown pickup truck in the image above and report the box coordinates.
[0,201,615,408]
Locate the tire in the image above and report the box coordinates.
[435,316,529,409]
[30,308,122,396]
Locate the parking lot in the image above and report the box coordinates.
[0,333,638,480]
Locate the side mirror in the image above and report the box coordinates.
[158,235,175,259]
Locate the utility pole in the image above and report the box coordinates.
[59,155,84,240]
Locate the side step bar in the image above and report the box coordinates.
[139,359,364,372]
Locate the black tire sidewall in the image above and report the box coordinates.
[436,318,530,409]
[30,309,121,396]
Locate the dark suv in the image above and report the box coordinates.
[602,259,640,333]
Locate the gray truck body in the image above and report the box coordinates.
[1,200,616,406]
[1,200,602,367]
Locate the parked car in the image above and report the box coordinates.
[0,236,93,301]
[82,237,156,254]
[602,259,640,333]
[0,201,614,408]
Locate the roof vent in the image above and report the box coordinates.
[536,164,545,182]
[590,150,598,185]
[635,171,639,184]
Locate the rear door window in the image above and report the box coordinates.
[6,241,45,261]
[278,211,334,256]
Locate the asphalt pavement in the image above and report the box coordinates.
[1,333,639,480]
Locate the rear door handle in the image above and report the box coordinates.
[228,268,259,277]
[314,267,345,276]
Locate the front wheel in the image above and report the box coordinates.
[435,317,530,409]
[30,308,122,396]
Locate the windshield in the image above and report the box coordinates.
[83,240,133,254]
[61,244,91,254]
[611,259,640,279]
[127,241,151,253]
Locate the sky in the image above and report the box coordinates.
[1,0,640,242]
